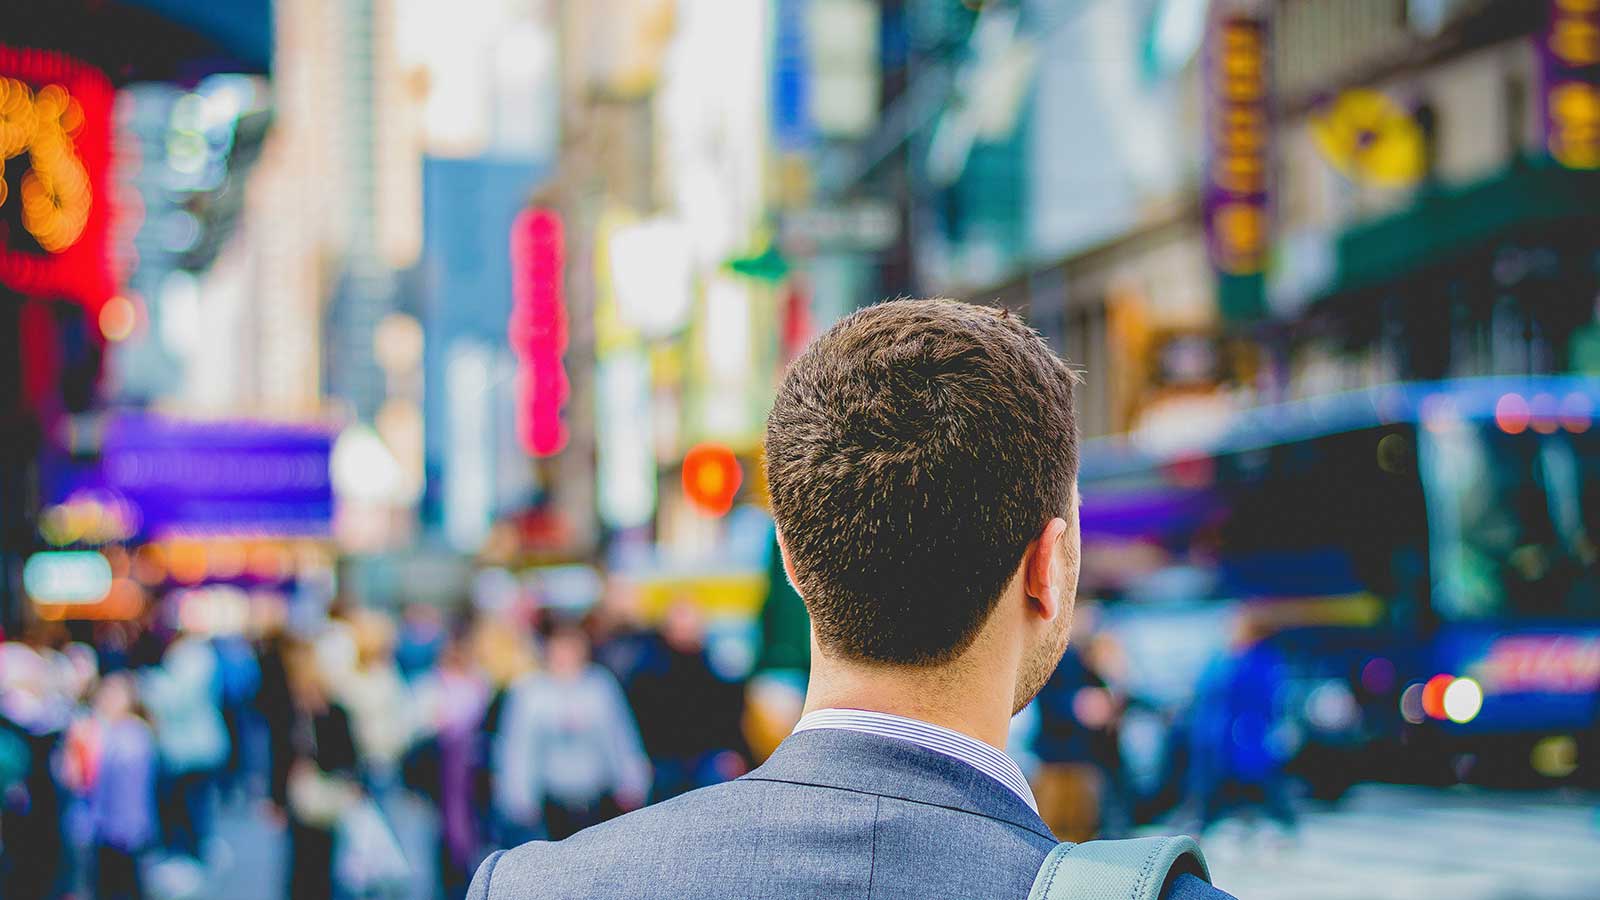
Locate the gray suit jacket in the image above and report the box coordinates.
[467,727,1230,899]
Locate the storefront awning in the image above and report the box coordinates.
[1327,163,1600,299]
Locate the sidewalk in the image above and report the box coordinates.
[186,791,439,900]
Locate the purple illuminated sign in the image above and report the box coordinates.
[43,413,335,540]
[1203,12,1271,277]
[1540,0,1600,170]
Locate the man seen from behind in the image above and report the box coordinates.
[468,298,1231,899]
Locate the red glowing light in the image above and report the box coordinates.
[1494,393,1530,435]
[1421,673,1453,720]
[682,443,743,517]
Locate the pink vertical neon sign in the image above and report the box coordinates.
[509,208,569,457]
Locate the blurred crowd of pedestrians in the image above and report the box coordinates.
[0,584,752,900]
[0,585,1298,900]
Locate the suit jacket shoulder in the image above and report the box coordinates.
[466,728,1237,900]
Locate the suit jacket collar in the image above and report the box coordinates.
[741,727,1056,842]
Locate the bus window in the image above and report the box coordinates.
[1081,425,1429,627]
[1420,421,1600,622]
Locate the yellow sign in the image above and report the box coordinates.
[1205,15,1271,277]
[1311,89,1427,188]
[625,571,768,622]
[1548,80,1600,169]
[1544,0,1600,170]
[0,78,92,252]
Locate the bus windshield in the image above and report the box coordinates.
[1421,420,1600,622]
[1082,425,1430,626]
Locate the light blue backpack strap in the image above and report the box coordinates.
[1028,836,1211,900]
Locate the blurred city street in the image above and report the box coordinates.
[1199,786,1599,900]
[193,784,1600,900]
[204,792,439,900]
[5,0,1600,898]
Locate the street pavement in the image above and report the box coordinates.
[1197,784,1599,900]
[196,783,1596,900]
[200,790,439,900]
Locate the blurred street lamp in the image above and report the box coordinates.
[331,423,410,505]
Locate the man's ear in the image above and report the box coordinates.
[775,528,803,598]
[1024,517,1070,623]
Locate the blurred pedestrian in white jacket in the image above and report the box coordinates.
[142,636,228,858]
[493,618,649,841]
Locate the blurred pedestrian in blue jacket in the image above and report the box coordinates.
[83,672,158,900]
[1188,610,1297,835]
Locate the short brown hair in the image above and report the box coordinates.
[765,298,1080,666]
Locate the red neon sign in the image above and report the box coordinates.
[0,45,116,318]
[509,208,569,457]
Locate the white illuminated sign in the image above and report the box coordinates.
[23,551,113,604]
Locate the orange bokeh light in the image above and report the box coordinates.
[166,541,209,584]
[682,443,743,516]
[98,294,137,341]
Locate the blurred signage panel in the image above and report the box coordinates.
[1030,0,1190,260]
[490,19,561,160]
[772,0,880,148]
[509,208,569,457]
[445,342,495,552]
[778,202,899,252]
[1436,625,1600,732]
[703,275,753,382]
[772,0,815,150]
[397,0,558,160]
[583,0,677,97]
[1202,12,1272,277]
[597,351,658,529]
[0,46,116,314]
[1476,634,1600,695]
[43,413,335,539]
[1540,0,1600,170]
[22,551,112,604]
[808,0,880,139]
[609,218,694,337]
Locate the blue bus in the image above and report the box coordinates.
[1078,377,1600,804]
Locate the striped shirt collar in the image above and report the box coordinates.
[792,708,1038,812]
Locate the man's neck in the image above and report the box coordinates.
[802,652,1017,750]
